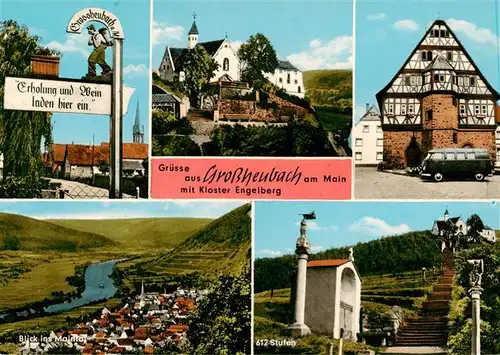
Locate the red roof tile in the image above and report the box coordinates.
[307,259,350,268]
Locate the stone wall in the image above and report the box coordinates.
[362,306,404,347]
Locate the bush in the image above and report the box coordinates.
[0,175,49,198]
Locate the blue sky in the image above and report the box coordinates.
[355,0,500,122]
[254,201,500,259]
[1,0,150,145]
[152,0,353,72]
[0,200,247,220]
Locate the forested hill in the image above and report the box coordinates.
[254,231,441,293]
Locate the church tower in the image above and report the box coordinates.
[444,208,449,222]
[187,13,199,49]
[133,100,144,143]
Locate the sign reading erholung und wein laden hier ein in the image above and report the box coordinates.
[3,77,134,115]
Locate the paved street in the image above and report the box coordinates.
[355,167,500,200]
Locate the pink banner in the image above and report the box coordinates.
[150,158,352,199]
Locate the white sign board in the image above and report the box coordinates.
[66,8,124,39]
[3,77,135,115]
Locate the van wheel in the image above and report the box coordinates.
[433,172,443,182]
[474,173,484,181]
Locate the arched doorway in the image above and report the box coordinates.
[462,143,473,148]
[339,268,356,339]
[405,137,422,167]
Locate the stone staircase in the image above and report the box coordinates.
[395,251,455,347]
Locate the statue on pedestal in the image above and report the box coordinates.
[469,260,483,288]
[296,212,315,255]
[84,24,113,79]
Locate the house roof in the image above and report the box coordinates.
[123,160,145,171]
[425,54,454,71]
[307,259,350,268]
[46,143,148,166]
[376,19,500,108]
[435,217,461,229]
[277,60,300,72]
[356,105,381,124]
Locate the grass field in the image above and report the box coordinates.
[50,217,212,251]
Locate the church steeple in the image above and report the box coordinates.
[133,100,144,143]
[188,13,199,49]
[444,208,449,221]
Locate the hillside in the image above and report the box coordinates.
[303,70,352,108]
[50,218,212,251]
[0,213,113,251]
[255,230,441,293]
[125,204,251,284]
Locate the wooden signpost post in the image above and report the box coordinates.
[3,8,133,199]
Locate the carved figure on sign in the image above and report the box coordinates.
[84,24,113,78]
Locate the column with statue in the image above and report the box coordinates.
[288,211,316,337]
[468,259,483,355]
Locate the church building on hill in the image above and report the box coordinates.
[376,19,499,167]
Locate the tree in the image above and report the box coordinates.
[238,33,279,89]
[187,261,251,355]
[466,214,485,244]
[0,21,55,185]
[183,46,218,107]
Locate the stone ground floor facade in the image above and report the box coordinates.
[383,129,496,167]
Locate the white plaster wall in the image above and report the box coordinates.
[265,69,305,98]
[304,267,337,335]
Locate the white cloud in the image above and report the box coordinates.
[392,19,420,32]
[349,217,411,236]
[257,249,283,257]
[45,34,90,59]
[367,13,386,21]
[287,36,353,71]
[295,221,339,232]
[446,18,499,46]
[123,64,148,77]
[152,21,184,45]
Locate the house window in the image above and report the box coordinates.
[452,97,458,106]
[422,51,427,61]
[447,51,452,61]
[408,104,414,114]
[475,105,480,115]
[223,58,229,71]
[434,73,439,82]
[355,152,362,160]
[439,74,445,82]
[287,73,290,84]
[279,78,283,83]
[445,30,449,37]
[452,132,458,143]
[410,76,417,85]
[363,125,369,133]
[298,86,301,93]
[464,77,470,86]
[459,104,466,115]
[430,30,435,37]
[458,77,464,86]
[417,76,422,85]
[376,125,382,133]
[481,105,487,115]
[426,109,433,121]
[427,51,433,61]
[377,138,383,146]
[470,77,475,86]
[355,138,363,147]
[401,104,407,115]
[405,75,411,85]
[376,152,383,161]
[294,79,298,84]
[440,29,446,38]
[388,104,394,114]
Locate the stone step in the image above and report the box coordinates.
[399,330,447,336]
[397,336,446,342]
[422,302,449,309]
[403,324,447,330]
[432,285,451,292]
[396,340,447,346]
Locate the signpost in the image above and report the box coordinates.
[3,8,129,199]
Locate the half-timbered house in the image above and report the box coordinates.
[376,20,500,167]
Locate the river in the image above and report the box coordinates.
[43,258,125,314]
